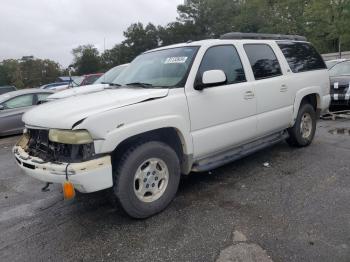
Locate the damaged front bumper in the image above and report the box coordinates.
[13,143,113,193]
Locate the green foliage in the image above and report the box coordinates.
[72,44,101,75]
[0,58,60,89]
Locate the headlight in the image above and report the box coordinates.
[49,129,93,145]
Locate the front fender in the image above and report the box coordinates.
[94,115,193,155]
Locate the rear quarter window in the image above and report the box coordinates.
[244,44,282,80]
[278,42,326,73]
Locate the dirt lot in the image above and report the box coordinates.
[0,119,349,262]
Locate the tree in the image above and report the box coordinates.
[72,45,101,75]
[0,58,61,89]
[305,0,350,53]
[101,23,161,69]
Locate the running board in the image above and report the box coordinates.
[192,131,289,172]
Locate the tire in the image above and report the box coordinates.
[286,103,316,147]
[113,141,181,218]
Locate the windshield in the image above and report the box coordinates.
[113,46,199,88]
[95,65,128,84]
[70,76,84,87]
[329,61,350,77]
[326,60,341,69]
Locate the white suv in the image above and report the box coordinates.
[13,33,330,218]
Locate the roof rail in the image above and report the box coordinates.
[220,32,307,41]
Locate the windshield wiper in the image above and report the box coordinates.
[126,82,154,88]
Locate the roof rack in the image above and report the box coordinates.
[220,32,307,41]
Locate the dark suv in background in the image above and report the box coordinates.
[328,59,350,107]
[0,85,16,95]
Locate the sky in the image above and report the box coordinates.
[0,0,183,67]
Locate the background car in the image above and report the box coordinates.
[0,89,53,136]
[39,82,69,90]
[45,64,129,101]
[0,85,17,95]
[80,73,103,86]
[325,59,347,69]
[94,64,129,84]
[328,59,350,107]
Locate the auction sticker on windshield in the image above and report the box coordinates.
[164,56,188,64]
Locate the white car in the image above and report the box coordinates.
[14,33,330,218]
[46,64,129,101]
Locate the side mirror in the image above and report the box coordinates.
[194,70,227,90]
[0,105,4,110]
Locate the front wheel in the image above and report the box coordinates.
[286,103,316,147]
[113,141,181,218]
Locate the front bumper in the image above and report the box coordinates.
[330,93,350,106]
[13,145,113,193]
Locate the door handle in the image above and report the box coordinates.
[244,91,255,100]
[280,84,288,92]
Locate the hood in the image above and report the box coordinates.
[330,75,350,86]
[23,87,169,129]
[47,84,109,100]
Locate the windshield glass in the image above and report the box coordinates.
[326,60,340,69]
[329,61,350,77]
[95,65,128,84]
[70,76,84,87]
[113,46,199,88]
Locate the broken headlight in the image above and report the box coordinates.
[49,129,93,145]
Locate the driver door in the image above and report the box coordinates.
[185,45,257,159]
[0,94,35,134]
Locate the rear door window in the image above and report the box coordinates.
[197,45,246,85]
[277,42,326,73]
[244,44,282,80]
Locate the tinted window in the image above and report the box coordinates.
[244,44,282,80]
[278,42,326,73]
[329,61,350,77]
[197,45,246,85]
[0,86,16,95]
[3,94,34,109]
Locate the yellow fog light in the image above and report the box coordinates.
[49,129,93,144]
[63,181,75,200]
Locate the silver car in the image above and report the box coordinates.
[0,89,53,136]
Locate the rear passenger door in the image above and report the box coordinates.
[186,45,257,159]
[244,44,293,136]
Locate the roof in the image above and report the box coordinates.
[0,85,16,89]
[0,88,53,103]
[220,32,307,41]
[57,76,72,82]
[145,36,308,54]
[83,73,104,77]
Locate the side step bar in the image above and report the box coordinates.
[192,131,289,172]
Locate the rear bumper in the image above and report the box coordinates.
[13,145,113,193]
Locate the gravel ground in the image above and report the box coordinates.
[0,119,349,262]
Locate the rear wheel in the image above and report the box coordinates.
[286,103,316,147]
[113,141,180,218]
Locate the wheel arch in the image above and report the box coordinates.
[292,87,321,125]
[110,127,193,175]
